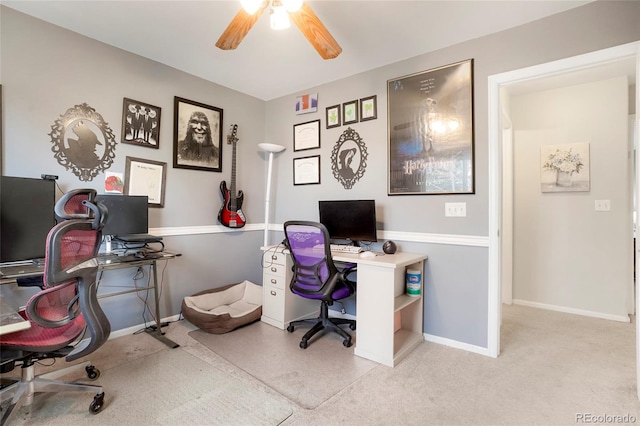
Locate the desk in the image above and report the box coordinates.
[0,297,30,335]
[261,245,427,367]
[0,251,180,348]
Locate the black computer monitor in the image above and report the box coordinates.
[318,199,378,244]
[0,176,56,263]
[95,194,148,237]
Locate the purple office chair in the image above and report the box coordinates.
[283,221,357,349]
[0,189,110,423]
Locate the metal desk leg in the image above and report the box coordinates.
[144,260,179,348]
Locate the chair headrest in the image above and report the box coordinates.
[55,188,105,230]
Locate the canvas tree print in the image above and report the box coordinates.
[540,142,590,192]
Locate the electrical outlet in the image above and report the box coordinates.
[445,202,467,217]
[594,200,611,211]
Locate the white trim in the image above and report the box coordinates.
[513,299,631,323]
[488,41,640,363]
[149,224,490,247]
[423,333,493,357]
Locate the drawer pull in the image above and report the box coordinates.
[270,267,277,272]
[271,255,278,260]
[270,279,277,284]
[270,290,277,296]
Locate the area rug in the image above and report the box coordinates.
[189,321,379,409]
[8,348,293,425]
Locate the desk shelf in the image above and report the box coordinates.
[395,294,420,312]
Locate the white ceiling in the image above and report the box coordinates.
[3,0,595,100]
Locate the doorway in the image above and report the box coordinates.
[487,42,640,398]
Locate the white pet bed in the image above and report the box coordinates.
[182,280,262,334]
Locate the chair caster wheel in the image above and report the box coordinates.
[287,325,294,333]
[299,339,308,349]
[86,365,100,380]
[343,338,352,348]
[89,392,105,414]
[349,323,356,330]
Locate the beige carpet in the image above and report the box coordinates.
[189,320,379,409]
[5,347,293,425]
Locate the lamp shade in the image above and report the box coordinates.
[259,143,286,153]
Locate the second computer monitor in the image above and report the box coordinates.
[95,194,148,237]
[318,199,378,244]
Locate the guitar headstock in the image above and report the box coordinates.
[227,124,239,145]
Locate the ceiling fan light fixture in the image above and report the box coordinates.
[270,1,290,30]
[281,0,303,13]
[240,0,263,15]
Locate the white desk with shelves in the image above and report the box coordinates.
[261,246,427,367]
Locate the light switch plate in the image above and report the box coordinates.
[445,202,467,217]
[594,200,611,211]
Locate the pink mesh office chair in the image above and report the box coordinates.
[0,189,110,423]
[283,221,357,349]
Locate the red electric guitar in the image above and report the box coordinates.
[218,124,246,228]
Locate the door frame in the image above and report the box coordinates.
[487,42,640,388]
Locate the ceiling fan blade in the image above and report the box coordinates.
[215,1,269,50]
[289,3,342,60]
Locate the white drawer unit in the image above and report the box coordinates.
[260,249,317,329]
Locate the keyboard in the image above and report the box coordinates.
[330,244,363,254]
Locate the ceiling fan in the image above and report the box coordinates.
[215,0,342,60]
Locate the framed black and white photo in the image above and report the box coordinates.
[293,155,320,185]
[173,96,223,172]
[387,59,474,195]
[124,156,167,207]
[122,98,161,148]
[293,119,320,152]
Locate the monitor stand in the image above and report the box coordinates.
[104,235,112,254]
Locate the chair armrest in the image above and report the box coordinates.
[26,280,80,328]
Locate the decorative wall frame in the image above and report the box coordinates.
[360,95,377,122]
[293,119,320,151]
[48,103,117,182]
[326,104,341,129]
[540,142,590,192]
[124,156,167,207]
[342,100,358,125]
[122,98,161,148]
[295,93,318,115]
[293,155,320,185]
[173,96,222,172]
[330,127,368,190]
[387,59,474,195]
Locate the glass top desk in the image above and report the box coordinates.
[0,250,181,347]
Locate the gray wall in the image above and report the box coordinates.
[511,77,632,319]
[264,1,640,348]
[2,1,640,350]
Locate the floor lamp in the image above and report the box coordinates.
[258,143,286,247]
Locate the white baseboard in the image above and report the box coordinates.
[512,299,630,323]
[423,333,494,358]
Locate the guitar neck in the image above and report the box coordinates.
[229,140,237,210]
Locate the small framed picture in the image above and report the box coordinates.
[360,95,377,122]
[326,104,341,129]
[293,119,320,152]
[124,156,167,207]
[343,100,358,125]
[173,96,223,172]
[293,155,320,185]
[295,93,318,115]
[122,98,161,148]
